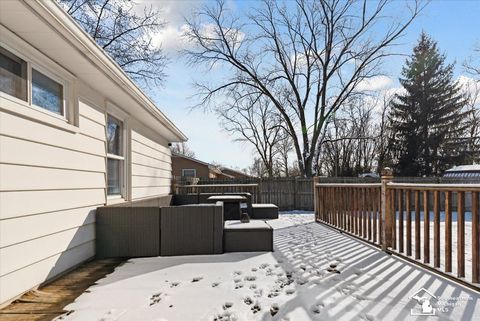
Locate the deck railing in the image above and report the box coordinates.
[314,169,480,288]
[315,183,382,244]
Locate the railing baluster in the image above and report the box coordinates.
[398,189,404,253]
[359,188,363,237]
[473,191,479,283]
[368,188,372,241]
[434,190,440,268]
[415,190,421,260]
[445,191,452,273]
[423,190,430,264]
[406,190,412,256]
[391,189,396,250]
[362,188,366,238]
[378,187,383,244]
[349,187,355,233]
[372,187,378,243]
[353,188,357,235]
[458,191,465,278]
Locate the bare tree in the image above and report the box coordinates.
[248,157,269,178]
[171,143,196,158]
[219,93,284,177]
[317,97,379,176]
[59,0,167,87]
[274,131,295,177]
[465,44,480,77]
[376,91,396,172]
[183,0,423,177]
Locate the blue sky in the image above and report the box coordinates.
[143,0,480,170]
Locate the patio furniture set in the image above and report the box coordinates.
[95,193,279,258]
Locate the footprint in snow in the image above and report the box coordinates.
[251,267,258,272]
[251,303,261,314]
[311,301,325,314]
[249,284,257,290]
[234,278,242,283]
[234,282,244,289]
[192,277,203,283]
[351,293,371,301]
[213,310,238,321]
[270,304,280,316]
[253,289,263,297]
[149,292,162,306]
[244,296,253,305]
[295,277,308,285]
[222,302,234,310]
[285,288,295,295]
[244,275,256,281]
[233,271,243,276]
[267,288,281,298]
[170,282,180,288]
[360,313,375,321]
[212,282,221,288]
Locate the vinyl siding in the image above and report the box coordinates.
[131,129,172,200]
[0,96,105,304]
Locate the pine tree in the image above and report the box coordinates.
[389,33,469,177]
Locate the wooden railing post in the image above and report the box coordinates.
[381,167,394,251]
[313,177,319,218]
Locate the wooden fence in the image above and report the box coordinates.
[314,169,480,288]
[174,177,315,210]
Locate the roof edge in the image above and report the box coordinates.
[27,0,187,142]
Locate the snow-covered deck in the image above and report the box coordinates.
[56,213,479,321]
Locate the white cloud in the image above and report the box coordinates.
[135,0,205,53]
[356,75,394,91]
[152,24,192,53]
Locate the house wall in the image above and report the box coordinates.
[172,156,211,178]
[0,93,104,305]
[130,124,172,199]
[0,36,174,305]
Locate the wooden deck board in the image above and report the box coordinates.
[0,259,124,321]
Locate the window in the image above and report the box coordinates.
[0,43,69,120]
[32,69,64,115]
[106,115,124,196]
[0,46,27,101]
[182,169,196,178]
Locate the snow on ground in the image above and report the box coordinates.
[56,212,479,321]
[395,221,474,282]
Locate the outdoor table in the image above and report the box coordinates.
[208,195,247,220]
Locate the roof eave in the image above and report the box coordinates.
[31,0,187,142]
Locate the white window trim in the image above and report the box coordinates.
[182,169,197,177]
[106,103,130,203]
[30,63,68,118]
[0,25,76,126]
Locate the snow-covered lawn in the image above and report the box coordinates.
[56,212,479,321]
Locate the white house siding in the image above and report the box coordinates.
[130,127,172,200]
[0,94,106,304]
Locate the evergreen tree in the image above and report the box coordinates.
[389,33,469,176]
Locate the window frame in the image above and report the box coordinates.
[30,63,67,118]
[0,26,76,128]
[106,113,126,200]
[182,168,197,178]
[0,45,28,103]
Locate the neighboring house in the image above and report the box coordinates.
[443,164,480,178]
[172,153,226,179]
[172,153,251,179]
[220,167,254,179]
[0,0,186,305]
